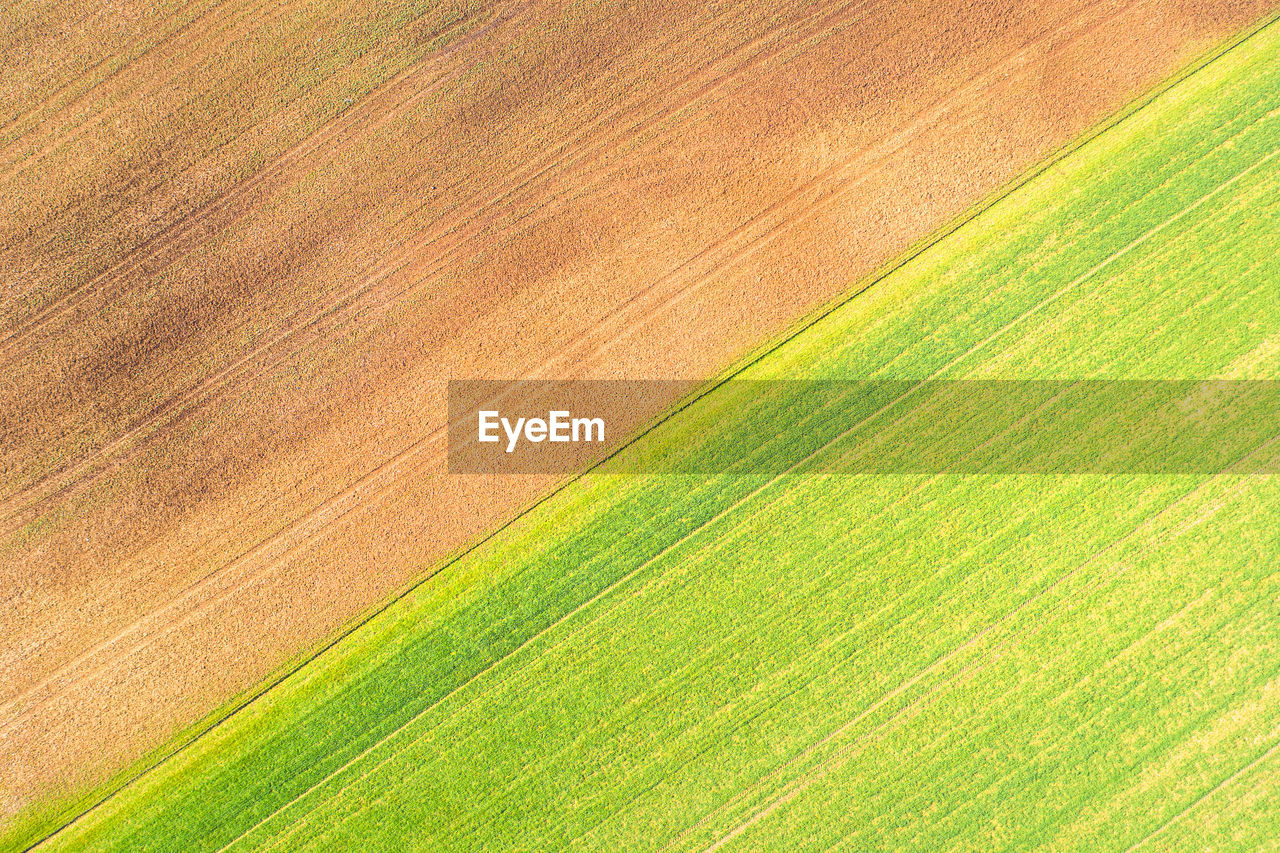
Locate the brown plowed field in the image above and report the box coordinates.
[1,0,1273,822]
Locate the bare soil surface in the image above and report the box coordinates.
[1,0,1273,821]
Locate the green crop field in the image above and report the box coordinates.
[18,15,1280,853]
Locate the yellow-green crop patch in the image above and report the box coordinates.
[19,16,1280,853]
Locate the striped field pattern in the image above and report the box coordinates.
[14,10,1280,853]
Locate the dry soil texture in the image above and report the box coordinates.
[0,0,1274,822]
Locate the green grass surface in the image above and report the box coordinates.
[25,16,1280,853]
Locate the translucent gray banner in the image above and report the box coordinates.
[447,380,1280,475]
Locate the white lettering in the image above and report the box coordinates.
[481,411,603,452]
[573,417,604,443]
[549,410,571,442]
[502,417,526,453]
[478,411,500,443]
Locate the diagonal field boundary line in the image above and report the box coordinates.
[654,264,1280,847]
[1,0,1244,719]
[0,0,1084,731]
[312,279,1280,848]
[332,380,1141,846]
[0,0,918,744]
[295,252,1280,849]
[214,125,1280,853]
[24,10,1280,851]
